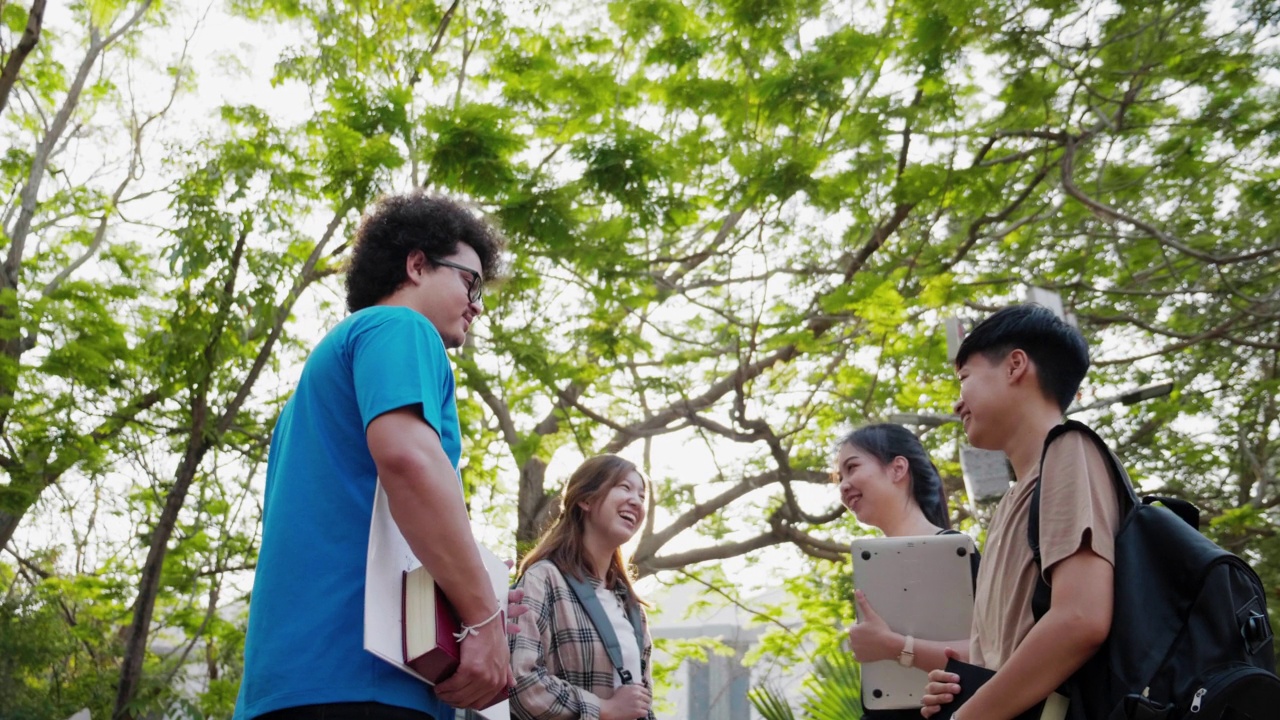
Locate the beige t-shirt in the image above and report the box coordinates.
[970,430,1122,669]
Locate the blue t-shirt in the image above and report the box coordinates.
[234,306,461,719]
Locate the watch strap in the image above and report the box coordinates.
[898,634,916,666]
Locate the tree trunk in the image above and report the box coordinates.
[113,432,210,719]
[0,509,20,550]
[0,0,47,118]
[516,458,555,553]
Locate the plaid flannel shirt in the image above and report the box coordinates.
[509,560,655,720]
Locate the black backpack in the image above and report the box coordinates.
[1028,421,1280,720]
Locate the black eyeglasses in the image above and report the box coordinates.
[433,259,484,303]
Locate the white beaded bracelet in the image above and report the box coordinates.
[453,607,504,642]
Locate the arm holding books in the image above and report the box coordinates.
[367,407,512,710]
[922,549,1112,719]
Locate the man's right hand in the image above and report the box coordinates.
[921,647,963,718]
[434,611,512,710]
[599,684,652,720]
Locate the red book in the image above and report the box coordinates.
[401,566,509,709]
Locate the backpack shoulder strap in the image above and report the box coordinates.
[557,564,641,685]
[608,580,646,675]
[623,590,645,674]
[1028,420,1138,621]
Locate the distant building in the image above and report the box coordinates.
[647,582,809,720]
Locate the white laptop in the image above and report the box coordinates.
[851,533,976,710]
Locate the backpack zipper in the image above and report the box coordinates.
[1189,688,1206,712]
[1187,665,1274,714]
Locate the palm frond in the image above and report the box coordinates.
[801,653,864,720]
[748,651,865,720]
[748,682,799,720]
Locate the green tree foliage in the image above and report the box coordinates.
[0,565,120,719]
[0,1,367,716]
[475,0,1280,590]
[1,0,1278,716]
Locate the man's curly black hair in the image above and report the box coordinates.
[344,191,506,312]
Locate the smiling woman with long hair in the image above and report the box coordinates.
[836,423,978,720]
[509,455,655,720]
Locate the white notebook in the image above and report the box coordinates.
[364,479,510,720]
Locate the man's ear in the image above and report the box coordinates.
[1007,349,1031,384]
[404,249,428,284]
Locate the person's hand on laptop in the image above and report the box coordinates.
[848,590,902,662]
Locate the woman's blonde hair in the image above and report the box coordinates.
[519,454,648,607]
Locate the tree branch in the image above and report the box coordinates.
[216,207,350,437]
[0,0,47,119]
[634,468,827,564]
[1060,136,1278,265]
[3,0,154,292]
[947,161,1055,270]
[673,568,798,638]
[601,201,915,457]
[601,347,794,453]
[463,364,521,449]
[639,533,786,575]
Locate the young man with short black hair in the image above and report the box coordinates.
[923,304,1120,720]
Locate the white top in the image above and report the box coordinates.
[595,585,643,688]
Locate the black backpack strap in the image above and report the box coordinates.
[625,589,645,680]
[559,565,644,685]
[1144,495,1199,529]
[1028,420,1139,621]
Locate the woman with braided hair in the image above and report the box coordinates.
[835,423,979,720]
